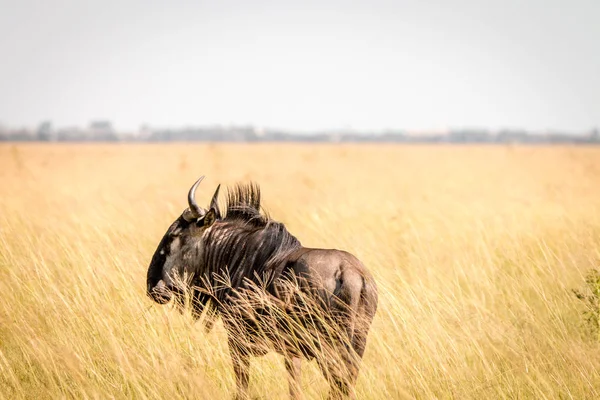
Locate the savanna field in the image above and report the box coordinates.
[1,143,600,399]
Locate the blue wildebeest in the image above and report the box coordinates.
[146,176,378,399]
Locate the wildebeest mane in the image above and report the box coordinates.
[200,181,301,298]
[223,182,266,225]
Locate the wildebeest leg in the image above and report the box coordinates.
[285,356,303,400]
[317,352,359,400]
[316,332,361,400]
[325,326,372,400]
[319,299,361,398]
[351,326,369,359]
[200,304,218,334]
[227,338,250,400]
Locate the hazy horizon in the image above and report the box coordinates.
[1,0,599,133]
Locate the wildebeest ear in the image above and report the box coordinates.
[209,184,221,219]
[202,208,217,228]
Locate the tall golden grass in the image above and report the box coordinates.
[1,143,600,399]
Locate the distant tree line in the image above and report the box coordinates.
[0,121,599,144]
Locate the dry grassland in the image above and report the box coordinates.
[1,143,600,399]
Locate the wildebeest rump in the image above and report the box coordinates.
[146,176,379,399]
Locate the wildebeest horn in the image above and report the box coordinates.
[210,184,221,218]
[186,176,206,219]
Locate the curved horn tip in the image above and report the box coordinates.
[187,175,206,217]
[191,175,205,188]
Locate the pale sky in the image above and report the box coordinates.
[0,0,598,133]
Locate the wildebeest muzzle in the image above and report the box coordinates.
[147,279,173,304]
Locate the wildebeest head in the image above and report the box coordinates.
[146,176,221,304]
